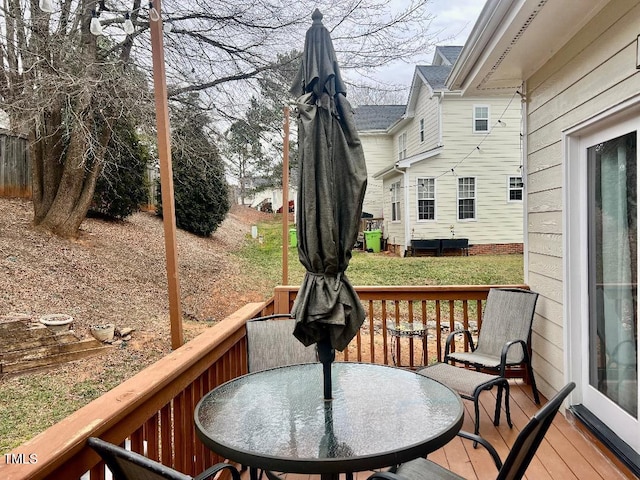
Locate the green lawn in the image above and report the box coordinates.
[236,220,524,288]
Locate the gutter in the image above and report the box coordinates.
[446,0,518,92]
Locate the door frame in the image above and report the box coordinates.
[564,96,640,452]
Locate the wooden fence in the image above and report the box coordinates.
[0,132,30,198]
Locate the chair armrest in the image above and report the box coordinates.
[444,329,475,360]
[367,472,404,480]
[499,339,528,376]
[195,463,242,480]
[457,431,503,470]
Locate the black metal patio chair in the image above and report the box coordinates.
[366,382,575,480]
[88,436,242,480]
[418,288,540,436]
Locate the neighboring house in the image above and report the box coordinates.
[249,187,297,214]
[355,46,524,256]
[354,104,405,219]
[449,0,639,471]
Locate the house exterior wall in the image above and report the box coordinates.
[383,93,524,253]
[381,172,406,250]
[411,83,440,151]
[360,133,394,218]
[523,0,640,398]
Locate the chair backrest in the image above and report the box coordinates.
[476,288,539,363]
[246,315,318,372]
[497,382,576,480]
[88,437,192,480]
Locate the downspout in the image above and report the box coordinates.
[437,91,444,147]
[520,82,529,284]
[392,165,409,256]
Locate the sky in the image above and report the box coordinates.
[372,0,485,87]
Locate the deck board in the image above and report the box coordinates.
[239,382,633,480]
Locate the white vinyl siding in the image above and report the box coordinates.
[360,134,394,218]
[524,0,640,402]
[417,178,435,221]
[411,85,440,151]
[473,105,489,133]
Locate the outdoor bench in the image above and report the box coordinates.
[408,238,470,256]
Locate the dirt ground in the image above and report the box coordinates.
[0,197,277,345]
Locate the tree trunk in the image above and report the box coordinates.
[32,93,111,238]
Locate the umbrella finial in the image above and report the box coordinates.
[312,8,323,24]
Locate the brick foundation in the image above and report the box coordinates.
[387,243,523,257]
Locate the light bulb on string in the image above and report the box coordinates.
[90,11,103,36]
[149,2,160,22]
[163,20,173,33]
[123,13,135,35]
[39,0,54,13]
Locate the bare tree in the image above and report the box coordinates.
[0,0,437,237]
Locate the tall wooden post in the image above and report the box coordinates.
[149,0,183,350]
[282,106,290,285]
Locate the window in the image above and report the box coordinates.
[458,177,476,220]
[419,119,425,143]
[398,132,407,160]
[417,178,435,220]
[508,176,523,201]
[473,105,489,133]
[391,181,401,221]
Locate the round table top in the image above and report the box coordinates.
[194,362,464,475]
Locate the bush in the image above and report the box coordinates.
[157,155,230,236]
[156,99,230,236]
[91,122,149,220]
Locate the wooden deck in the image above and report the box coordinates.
[242,381,634,480]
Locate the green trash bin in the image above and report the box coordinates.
[289,228,297,248]
[364,230,382,253]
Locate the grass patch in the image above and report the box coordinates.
[236,220,524,288]
[0,348,160,452]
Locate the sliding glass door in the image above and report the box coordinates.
[582,121,638,450]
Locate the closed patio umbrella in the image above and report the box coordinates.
[290,9,368,399]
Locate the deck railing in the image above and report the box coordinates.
[2,285,528,480]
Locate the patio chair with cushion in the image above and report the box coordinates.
[246,314,318,372]
[418,288,540,435]
[88,436,242,480]
[366,382,575,480]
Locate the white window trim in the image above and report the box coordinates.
[473,104,490,134]
[419,119,425,143]
[416,177,436,222]
[390,181,402,223]
[457,176,477,221]
[507,175,524,203]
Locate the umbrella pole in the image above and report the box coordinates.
[317,337,335,400]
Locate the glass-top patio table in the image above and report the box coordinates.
[194,362,464,480]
